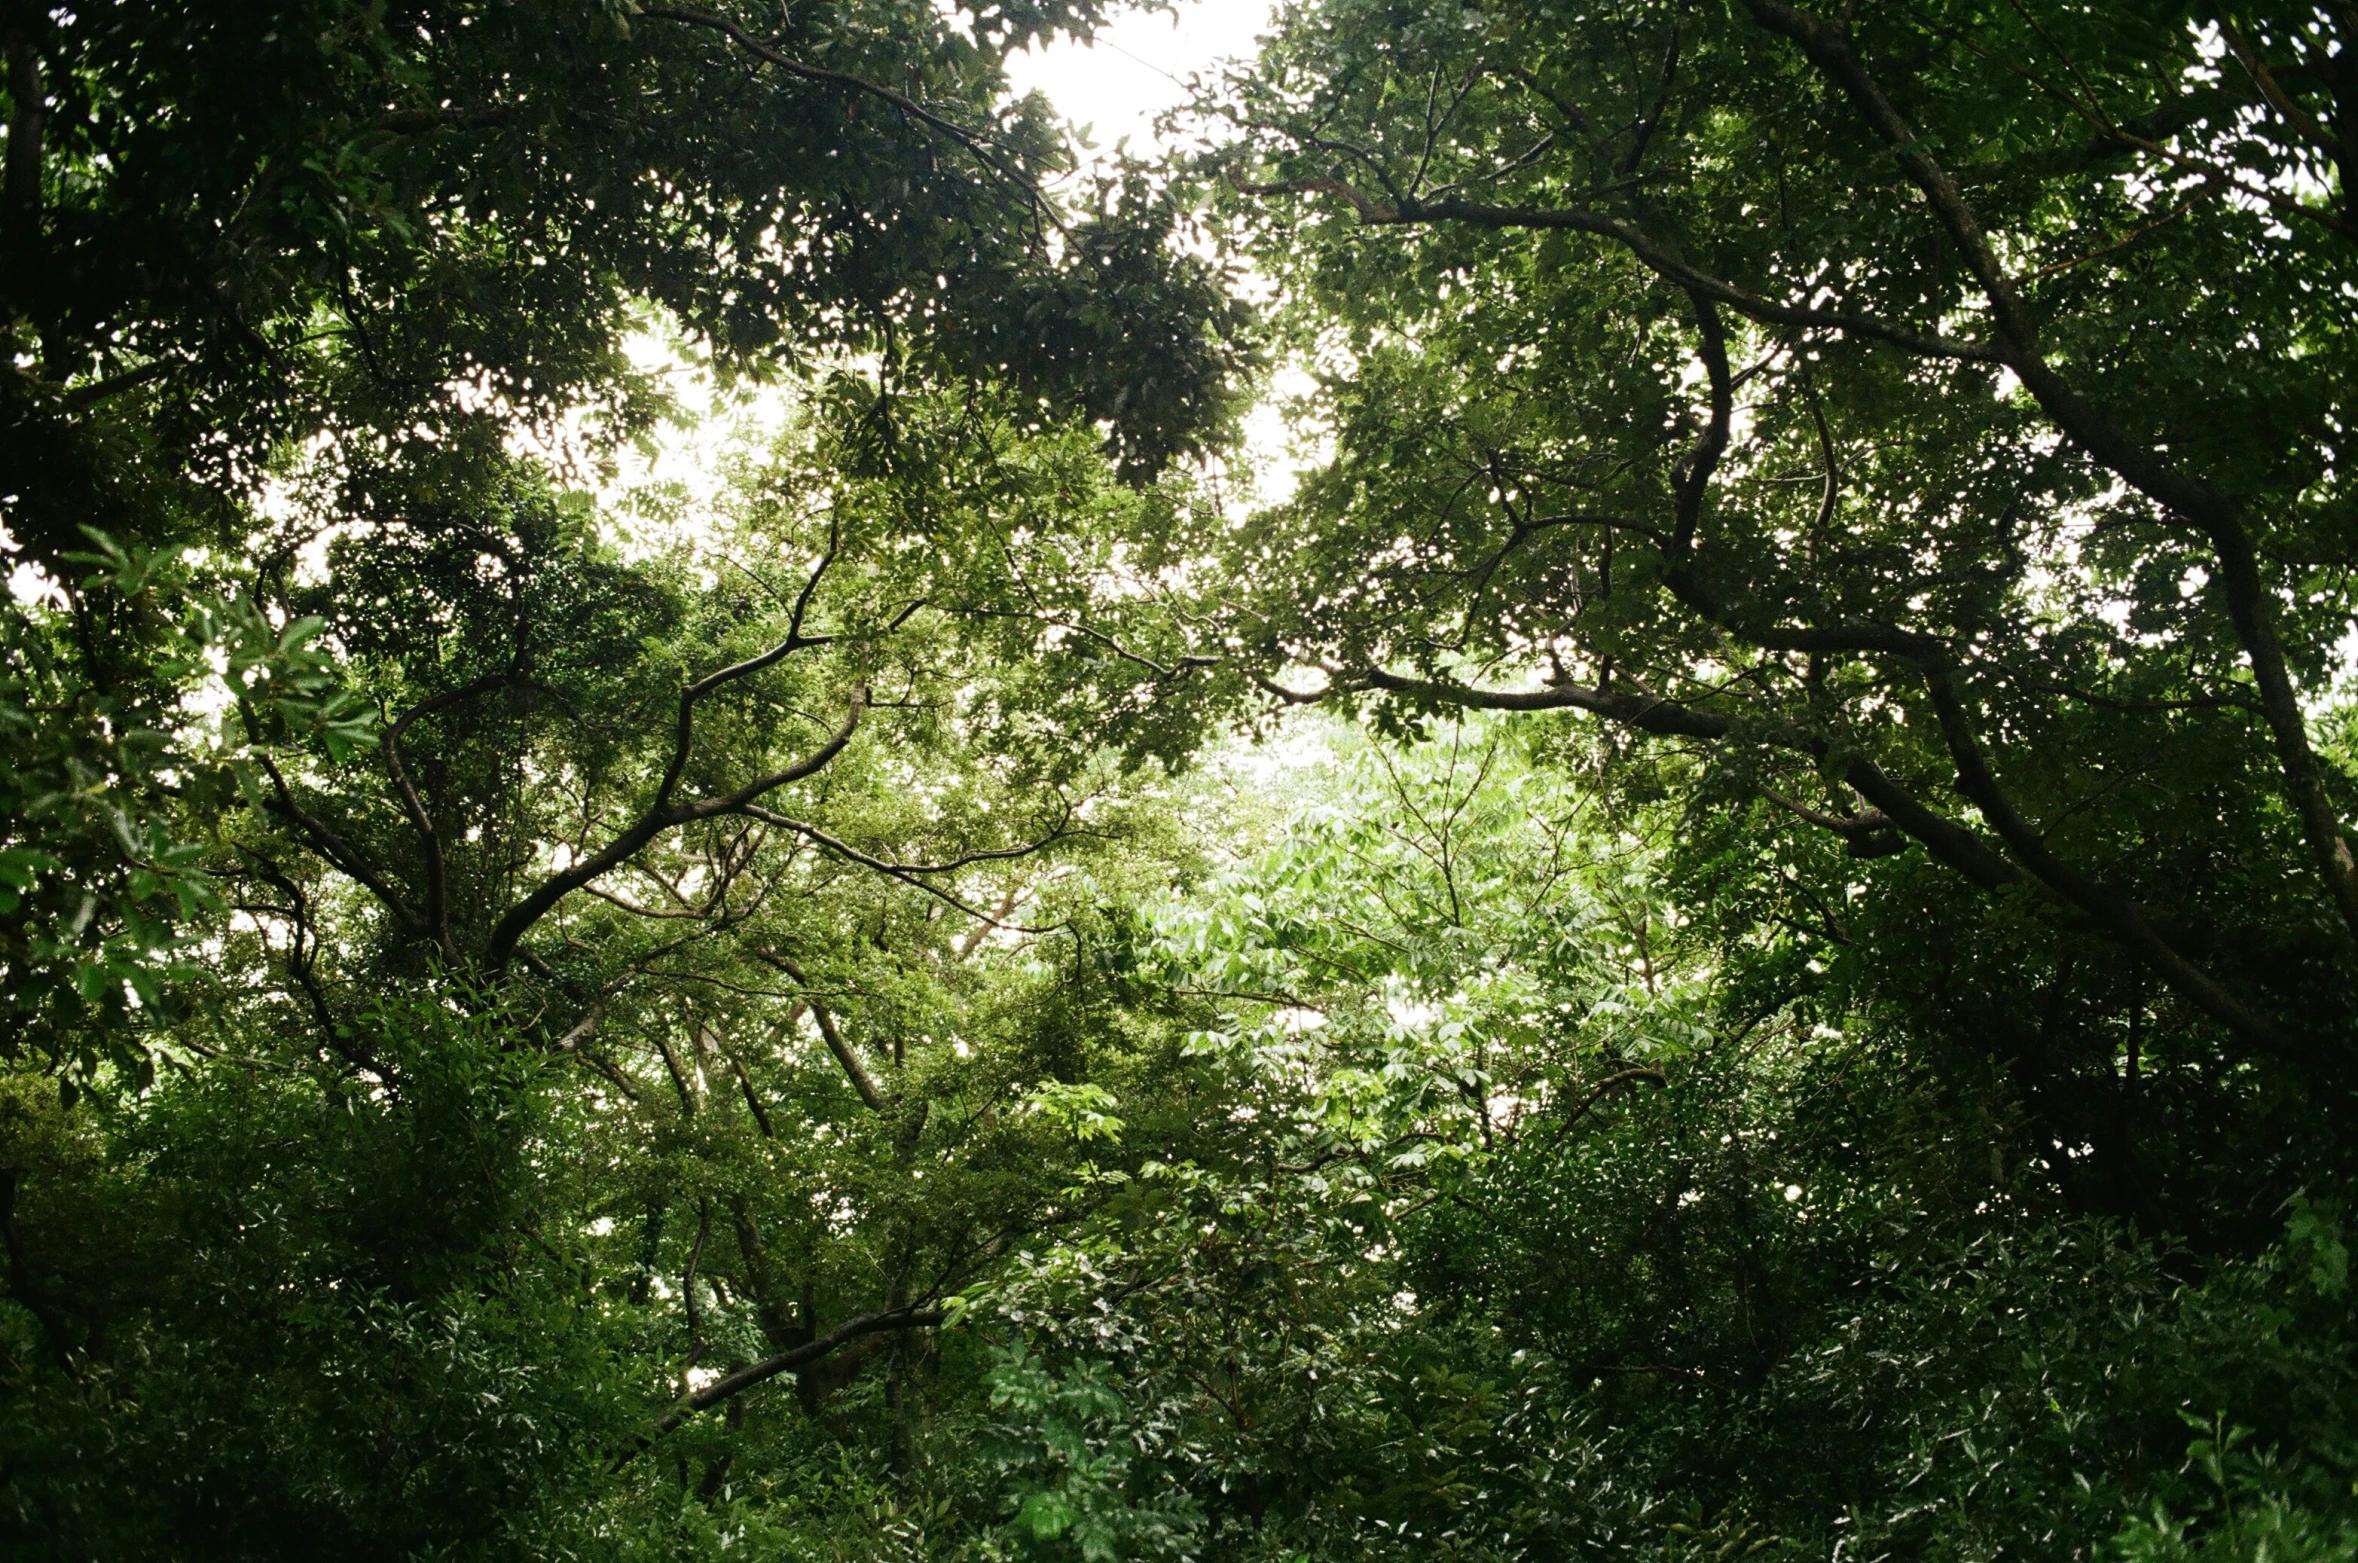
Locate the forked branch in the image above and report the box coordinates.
[483,686,864,972]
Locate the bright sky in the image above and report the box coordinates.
[1005,1,1277,171]
[1006,1,1311,506]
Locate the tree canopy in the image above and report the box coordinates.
[4,3,2358,1561]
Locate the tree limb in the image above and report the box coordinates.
[1917,670,2309,1066]
[621,1305,945,1459]
[1230,177,2000,362]
[1737,0,2358,958]
[383,672,512,964]
[481,686,862,973]
[255,754,429,940]
[1556,1065,1666,1129]
[639,5,1044,205]
[4,26,44,225]
[732,805,1066,932]
[760,954,885,1111]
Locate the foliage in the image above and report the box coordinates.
[0,531,375,1080]
[7,3,2358,1562]
[1182,0,2358,1088]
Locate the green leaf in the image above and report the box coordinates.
[1017,1489,1079,1540]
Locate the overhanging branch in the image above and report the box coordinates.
[1231,176,2000,363]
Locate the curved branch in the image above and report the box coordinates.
[953,606,1223,681]
[639,6,1045,205]
[732,805,1066,933]
[621,1305,944,1460]
[1834,752,2033,893]
[1669,288,1733,561]
[1737,0,2358,955]
[255,754,429,939]
[1231,177,2000,362]
[482,688,863,973]
[1918,671,2309,1066]
[1758,785,1896,844]
[1354,660,2305,1057]
[1557,1065,1667,1129]
[1357,665,1735,739]
[743,804,1077,877]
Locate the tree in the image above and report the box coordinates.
[0,0,1249,1078]
[1191,0,2358,1097]
[10,4,2358,1560]
[0,2,1254,1549]
[933,721,2358,1563]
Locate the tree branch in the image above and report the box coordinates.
[1739,0,2358,958]
[383,672,511,964]
[4,26,44,226]
[622,1305,944,1459]
[255,754,429,940]
[1669,289,1732,561]
[481,686,862,973]
[1556,1065,1666,1129]
[1230,177,2000,362]
[1355,658,2299,1051]
[1917,671,2309,1066]
[760,954,885,1111]
[639,5,1045,206]
[1757,786,1901,853]
[732,806,1066,933]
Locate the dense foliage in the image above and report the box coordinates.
[5,2,2357,1560]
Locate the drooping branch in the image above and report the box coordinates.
[726,1045,778,1138]
[1230,177,2000,363]
[733,806,1068,933]
[1355,665,1734,739]
[1351,658,2317,1060]
[1757,787,1903,857]
[1358,662,2026,887]
[235,850,403,1083]
[1254,11,2358,956]
[1834,752,2033,894]
[2217,21,2340,163]
[640,5,1044,205]
[953,605,1224,681]
[1384,541,2297,1048]
[2038,35,2352,239]
[1235,311,2274,1043]
[743,803,1078,878]
[1667,289,1732,562]
[552,999,607,1055]
[1917,670,2309,1066]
